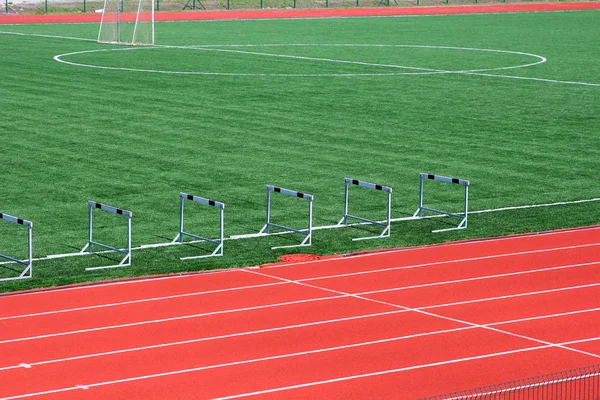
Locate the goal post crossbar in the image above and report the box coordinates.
[173,192,225,261]
[0,212,33,282]
[413,173,470,233]
[338,178,392,241]
[259,185,313,250]
[81,201,132,271]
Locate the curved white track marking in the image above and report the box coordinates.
[53,43,546,77]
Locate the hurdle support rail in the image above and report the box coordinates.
[338,178,392,241]
[80,201,132,271]
[259,185,313,249]
[0,212,33,282]
[173,192,224,261]
[413,173,470,233]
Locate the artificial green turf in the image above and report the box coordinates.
[0,10,599,291]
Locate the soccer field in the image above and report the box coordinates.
[0,10,599,291]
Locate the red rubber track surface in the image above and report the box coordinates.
[1,226,599,399]
[1,2,600,24]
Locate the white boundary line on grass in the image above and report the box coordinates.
[1,197,598,270]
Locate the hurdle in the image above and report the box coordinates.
[413,173,470,232]
[259,185,313,249]
[173,192,224,261]
[0,212,33,282]
[338,178,392,241]
[80,201,132,271]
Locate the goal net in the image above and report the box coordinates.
[98,0,154,46]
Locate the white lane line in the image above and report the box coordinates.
[3,241,599,321]
[247,269,600,358]
[0,295,346,345]
[357,260,600,298]
[0,309,408,372]
[213,336,600,400]
[3,260,599,343]
[3,302,600,374]
[299,243,600,282]
[0,281,288,321]
[3,335,598,400]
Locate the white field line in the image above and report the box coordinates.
[2,299,600,374]
[2,334,599,400]
[11,196,598,266]
[2,242,599,320]
[246,268,600,361]
[3,261,600,345]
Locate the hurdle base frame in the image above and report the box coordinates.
[80,241,131,271]
[172,232,224,260]
[337,215,390,241]
[259,222,312,249]
[412,207,468,233]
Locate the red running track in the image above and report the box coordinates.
[1,226,600,399]
[1,2,600,25]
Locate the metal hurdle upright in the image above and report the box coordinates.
[173,192,224,261]
[338,178,392,241]
[259,185,313,250]
[80,201,132,271]
[413,173,470,233]
[0,212,33,282]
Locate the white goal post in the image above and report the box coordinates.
[98,0,155,46]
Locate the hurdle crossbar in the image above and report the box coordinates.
[413,173,470,233]
[173,193,224,261]
[338,178,392,241]
[0,212,33,282]
[81,201,132,271]
[259,185,313,249]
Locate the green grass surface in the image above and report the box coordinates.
[0,11,599,292]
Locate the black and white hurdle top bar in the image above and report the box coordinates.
[0,212,33,227]
[180,193,225,210]
[267,185,314,201]
[345,178,392,193]
[88,201,132,217]
[419,173,470,186]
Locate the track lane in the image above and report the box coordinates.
[367,262,600,308]
[262,227,600,280]
[0,296,395,368]
[299,247,600,294]
[220,346,598,400]
[0,327,537,400]
[0,270,277,318]
[425,285,600,325]
[0,282,329,341]
[0,311,466,398]
[495,309,600,345]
